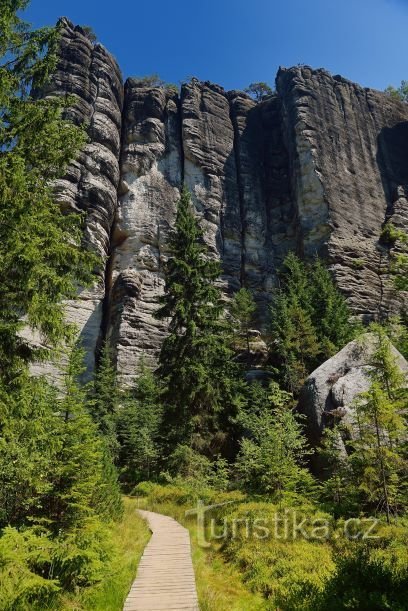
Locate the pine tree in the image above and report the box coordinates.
[348,329,407,522]
[269,253,354,393]
[0,349,122,530]
[155,187,241,455]
[309,258,355,357]
[41,349,122,529]
[0,4,94,384]
[270,292,320,393]
[319,426,359,517]
[230,287,257,352]
[235,381,315,501]
[117,364,162,486]
[90,342,120,459]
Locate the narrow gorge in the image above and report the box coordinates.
[52,18,408,384]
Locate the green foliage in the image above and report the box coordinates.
[90,342,121,459]
[322,327,407,521]
[380,221,404,245]
[80,25,97,42]
[165,83,179,95]
[235,382,315,500]
[155,187,242,455]
[0,526,59,610]
[0,2,95,383]
[117,364,162,486]
[230,288,257,352]
[319,426,359,517]
[0,349,122,530]
[385,80,408,102]
[131,73,166,87]
[244,82,274,101]
[0,346,123,606]
[222,503,335,611]
[316,521,408,610]
[381,224,408,291]
[269,253,355,393]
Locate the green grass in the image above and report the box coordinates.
[136,492,265,611]
[61,497,150,611]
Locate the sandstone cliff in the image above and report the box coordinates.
[51,22,408,382]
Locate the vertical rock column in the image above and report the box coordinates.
[181,80,243,294]
[107,82,182,384]
[278,66,408,320]
[228,91,296,324]
[37,18,123,380]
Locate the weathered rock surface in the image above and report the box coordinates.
[44,18,123,379]
[277,67,408,321]
[298,334,408,450]
[107,81,181,383]
[46,24,408,382]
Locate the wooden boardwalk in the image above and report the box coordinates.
[124,510,199,611]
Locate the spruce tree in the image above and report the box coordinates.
[117,364,162,486]
[235,381,315,501]
[309,258,355,357]
[90,342,120,459]
[155,187,240,454]
[230,287,257,352]
[269,253,355,393]
[0,3,94,383]
[348,329,407,522]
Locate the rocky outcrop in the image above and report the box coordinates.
[107,81,181,383]
[44,18,123,379]
[46,23,408,382]
[277,67,408,321]
[298,333,408,451]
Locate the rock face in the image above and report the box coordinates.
[298,334,408,451]
[49,24,408,382]
[107,81,181,383]
[45,18,123,379]
[278,67,408,321]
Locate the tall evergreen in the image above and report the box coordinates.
[117,364,162,486]
[0,2,94,384]
[155,187,240,454]
[90,342,121,459]
[270,253,355,393]
[349,329,407,522]
[309,258,355,357]
[235,381,315,500]
[0,349,122,530]
[230,287,257,352]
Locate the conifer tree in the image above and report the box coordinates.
[230,287,257,352]
[309,258,355,356]
[155,187,240,454]
[348,329,407,522]
[90,342,120,459]
[0,349,122,530]
[117,364,162,486]
[0,3,94,383]
[235,381,315,500]
[269,253,354,393]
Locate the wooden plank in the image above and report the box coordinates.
[124,510,199,611]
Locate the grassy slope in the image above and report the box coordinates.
[62,497,150,611]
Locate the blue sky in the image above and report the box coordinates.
[24,0,408,92]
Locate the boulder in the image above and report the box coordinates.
[298,333,408,450]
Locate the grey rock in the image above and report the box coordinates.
[43,25,408,384]
[277,67,408,322]
[40,18,123,380]
[107,81,182,384]
[298,333,408,448]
